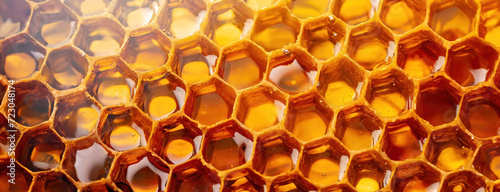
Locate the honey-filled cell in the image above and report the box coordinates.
[171,36,219,83]
[425,127,475,172]
[149,116,202,165]
[300,16,346,61]
[0,34,45,80]
[252,130,300,177]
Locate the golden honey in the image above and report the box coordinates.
[3,0,500,191]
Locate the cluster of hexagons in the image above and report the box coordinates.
[2,0,500,191]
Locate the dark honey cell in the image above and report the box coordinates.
[381,118,427,161]
[460,87,500,138]
[416,76,461,126]
[0,160,32,192]
[0,0,31,39]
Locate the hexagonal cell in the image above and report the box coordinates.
[317,56,364,108]
[285,92,333,142]
[98,106,152,152]
[391,162,441,191]
[347,151,392,191]
[185,78,236,126]
[460,87,500,138]
[28,0,77,47]
[332,0,377,25]
[41,46,89,90]
[334,105,383,151]
[429,0,477,41]
[149,116,202,165]
[251,7,300,51]
[32,172,78,192]
[0,0,31,39]
[441,171,486,192]
[300,16,346,60]
[445,38,498,87]
[236,85,286,132]
[63,141,114,183]
[223,168,265,192]
[87,57,138,107]
[110,0,165,28]
[16,128,65,172]
[365,69,413,117]
[252,130,300,177]
[425,127,475,172]
[381,118,427,161]
[111,149,169,192]
[397,31,446,79]
[10,81,55,126]
[0,34,46,80]
[379,0,426,34]
[285,0,331,19]
[299,138,349,187]
[479,0,500,47]
[135,72,186,121]
[268,48,318,95]
[347,22,395,70]
[53,92,100,139]
[0,159,32,192]
[157,0,206,39]
[121,28,172,72]
[416,77,461,126]
[62,0,111,17]
[167,160,221,191]
[269,174,317,192]
[473,141,500,180]
[218,40,267,90]
[243,0,277,10]
[74,17,125,57]
[202,121,253,171]
[203,0,253,46]
[172,36,219,83]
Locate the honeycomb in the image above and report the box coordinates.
[2,0,500,191]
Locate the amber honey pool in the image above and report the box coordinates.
[1,0,500,191]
